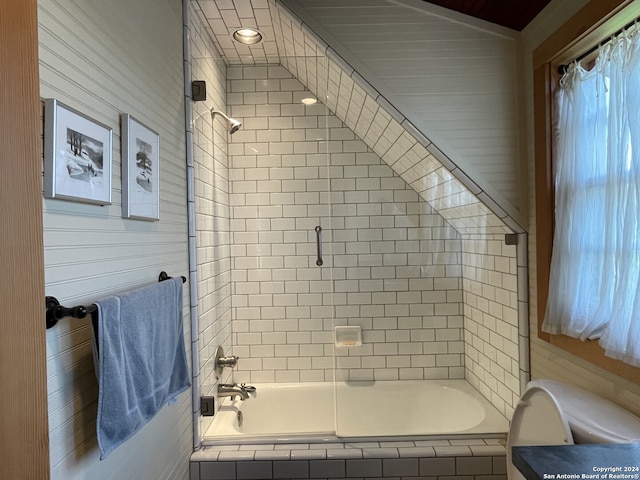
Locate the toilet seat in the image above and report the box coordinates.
[506,385,573,480]
[527,379,640,444]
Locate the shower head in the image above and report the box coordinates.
[211,109,242,134]
[228,118,242,135]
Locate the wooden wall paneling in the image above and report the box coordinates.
[0,0,50,477]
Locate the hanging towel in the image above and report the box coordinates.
[93,277,190,460]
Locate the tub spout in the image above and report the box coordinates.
[218,383,256,401]
[241,383,256,397]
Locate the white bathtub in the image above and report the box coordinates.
[203,380,509,444]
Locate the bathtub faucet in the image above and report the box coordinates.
[218,383,256,401]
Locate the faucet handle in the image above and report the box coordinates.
[218,355,239,367]
[214,346,239,378]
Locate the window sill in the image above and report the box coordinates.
[538,330,640,384]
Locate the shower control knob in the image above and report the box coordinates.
[218,355,239,367]
[214,346,239,378]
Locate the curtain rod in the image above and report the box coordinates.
[557,18,638,75]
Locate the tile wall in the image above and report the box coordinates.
[270,2,527,417]
[191,438,507,480]
[227,64,466,383]
[462,235,521,416]
[189,0,234,440]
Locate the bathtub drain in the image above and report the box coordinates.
[237,411,243,427]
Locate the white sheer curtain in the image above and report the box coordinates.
[543,26,640,367]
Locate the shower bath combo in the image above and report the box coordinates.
[186,47,525,451]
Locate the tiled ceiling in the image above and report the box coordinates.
[194,0,551,66]
[195,0,280,64]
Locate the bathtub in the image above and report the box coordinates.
[203,379,509,444]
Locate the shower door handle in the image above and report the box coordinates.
[315,225,323,266]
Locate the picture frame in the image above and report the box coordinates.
[44,99,112,205]
[121,114,160,221]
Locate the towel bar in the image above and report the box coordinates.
[45,271,186,329]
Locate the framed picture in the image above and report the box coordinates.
[44,99,112,205]
[121,114,160,221]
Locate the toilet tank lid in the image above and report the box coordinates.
[528,380,640,444]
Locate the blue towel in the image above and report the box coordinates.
[93,277,190,459]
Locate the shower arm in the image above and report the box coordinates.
[211,109,242,134]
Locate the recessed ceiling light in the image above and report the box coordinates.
[301,97,317,105]
[232,28,263,45]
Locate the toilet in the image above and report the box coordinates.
[507,379,640,480]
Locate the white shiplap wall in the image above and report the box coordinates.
[522,0,640,416]
[280,0,526,226]
[40,0,191,478]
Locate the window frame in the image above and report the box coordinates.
[533,0,640,383]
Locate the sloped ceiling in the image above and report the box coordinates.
[278,0,526,225]
[193,0,553,64]
[192,0,526,232]
[424,0,553,31]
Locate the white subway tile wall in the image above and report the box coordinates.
[270,1,524,414]
[228,65,465,383]
[190,2,234,434]
[462,235,520,417]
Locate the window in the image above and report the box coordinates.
[543,30,640,367]
[534,0,640,382]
